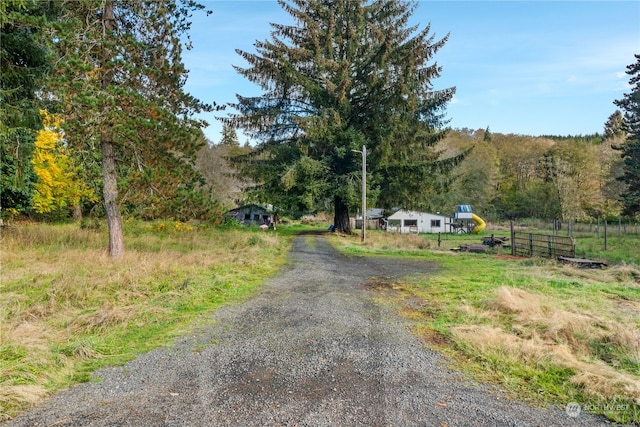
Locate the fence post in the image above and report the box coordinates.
[548,235,552,258]
[529,233,533,257]
[604,219,608,251]
[510,221,515,256]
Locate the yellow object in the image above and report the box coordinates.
[471,213,486,234]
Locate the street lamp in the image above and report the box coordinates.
[352,145,367,243]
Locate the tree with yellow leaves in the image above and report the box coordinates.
[31,110,97,216]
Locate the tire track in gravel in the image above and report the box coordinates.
[3,234,611,427]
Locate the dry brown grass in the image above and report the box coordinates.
[0,222,286,420]
[332,230,639,422]
[453,286,640,405]
[361,231,432,250]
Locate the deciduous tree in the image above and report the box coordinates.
[604,110,626,140]
[540,141,599,221]
[31,110,97,215]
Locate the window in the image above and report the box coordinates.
[431,219,441,228]
[387,219,401,232]
[244,213,250,220]
[404,219,418,233]
[253,214,260,221]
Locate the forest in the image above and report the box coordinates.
[2,0,639,258]
[198,124,630,225]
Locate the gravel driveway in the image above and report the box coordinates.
[4,234,611,426]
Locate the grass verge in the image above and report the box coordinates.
[0,220,292,421]
[329,230,640,424]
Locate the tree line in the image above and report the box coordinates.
[1,0,219,257]
[427,128,628,222]
[2,1,639,258]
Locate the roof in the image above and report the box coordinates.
[387,209,450,220]
[366,208,385,219]
[227,204,270,216]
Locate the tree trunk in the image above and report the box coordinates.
[72,204,82,221]
[100,0,124,258]
[333,195,351,234]
[101,138,124,258]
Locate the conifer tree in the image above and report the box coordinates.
[228,0,460,232]
[0,1,55,218]
[44,1,212,256]
[613,54,640,217]
[220,123,240,146]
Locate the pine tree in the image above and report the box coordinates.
[228,0,460,232]
[44,1,212,256]
[220,123,240,146]
[483,126,493,142]
[613,54,640,217]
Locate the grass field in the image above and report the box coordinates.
[0,220,291,421]
[1,220,638,423]
[329,229,640,424]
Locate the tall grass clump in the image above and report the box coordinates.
[329,230,640,424]
[0,221,290,421]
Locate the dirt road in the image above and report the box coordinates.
[4,235,610,426]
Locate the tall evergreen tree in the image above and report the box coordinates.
[483,126,493,142]
[0,1,55,218]
[43,1,212,256]
[228,0,461,232]
[220,123,240,146]
[613,54,640,217]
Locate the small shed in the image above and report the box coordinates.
[352,208,387,230]
[227,204,271,226]
[386,209,451,234]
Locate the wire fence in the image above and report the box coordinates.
[506,218,639,259]
[561,220,640,237]
[507,218,640,237]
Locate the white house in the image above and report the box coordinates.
[386,209,451,234]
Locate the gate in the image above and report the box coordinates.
[511,232,575,258]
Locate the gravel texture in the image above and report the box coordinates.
[4,234,613,426]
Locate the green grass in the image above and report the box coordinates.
[0,220,293,420]
[2,221,638,423]
[329,230,640,424]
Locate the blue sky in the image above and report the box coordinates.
[182,1,640,143]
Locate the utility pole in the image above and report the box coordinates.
[361,145,366,243]
[352,145,367,243]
